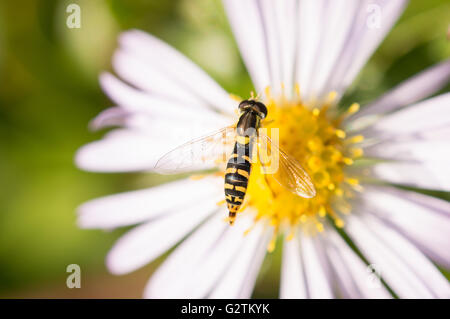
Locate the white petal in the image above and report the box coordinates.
[75,129,166,172]
[296,0,326,101]
[76,107,229,172]
[209,223,270,299]
[79,74,231,173]
[293,0,406,102]
[78,176,222,229]
[99,72,231,145]
[89,106,130,131]
[353,59,450,120]
[417,126,450,141]
[258,0,282,93]
[346,214,450,298]
[366,141,450,190]
[305,0,360,101]
[89,107,155,132]
[299,233,334,298]
[365,93,450,139]
[222,0,271,93]
[325,229,391,299]
[144,213,254,298]
[143,212,226,298]
[325,0,407,97]
[225,1,406,100]
[90,104,230,146]
[366,141,450,163]
[112,49,213,110]
[280,237,307,299]
[361,186,450,269]
[365,214,450,298]
[106,199,218,275]
[99,72,226,123]
[323,233,363,299]
[273,0,297,97]
[118,30,236,114]
[371,161,448,191]
[346,216,429,298]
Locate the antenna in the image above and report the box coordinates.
[250,91,261,101]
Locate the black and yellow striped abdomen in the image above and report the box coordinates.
[224,135,254,224]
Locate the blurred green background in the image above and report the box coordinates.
[0,0,448,298]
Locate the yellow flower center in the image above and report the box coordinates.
[244,89,364,247]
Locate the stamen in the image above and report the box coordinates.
[294,83,301,98]
[343,157,354,165]
[318,205,327,217]
[334,188,344,197]
[335,129,346,139]
[325,91,338,104]
[312,108,320,117]
[326,207,345,228]
[350,148,364,158]
[286,230,295,241]
[316,222,324,232]
[345,177,364,192]
[216,199,226,206]
[336,201,352,214]
[280,82,286,99]
[267,232,277,252]
[190,174,207,180]
[347,103,360,115]
[240,87,363,238]
[335,218,345,228]
[229,93,242,102]
[214,157,227,165]
[345,177,359,186]
[264,86,272,100]
[243,225,255,236]
[346,135,365,144]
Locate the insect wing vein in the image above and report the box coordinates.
[154,126,236,174]
[258,133,316,198]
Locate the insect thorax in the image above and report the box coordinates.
[236,111,260,136]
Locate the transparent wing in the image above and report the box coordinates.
[154,125,236,174]
[258,132,316,198]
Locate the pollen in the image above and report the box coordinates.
[245,87,363,242]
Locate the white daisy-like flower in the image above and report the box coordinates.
[76,0,450,298]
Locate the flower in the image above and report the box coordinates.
[76,0,450,298]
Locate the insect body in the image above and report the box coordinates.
[224,100,266,224]
[155,99,316,225]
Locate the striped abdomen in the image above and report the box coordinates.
[224,136,254,225]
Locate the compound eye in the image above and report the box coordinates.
[238,99,253,110]
[255,102,268,119]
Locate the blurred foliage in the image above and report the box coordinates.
[0,0,448,298]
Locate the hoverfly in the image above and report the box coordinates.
[155,99,316,225]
